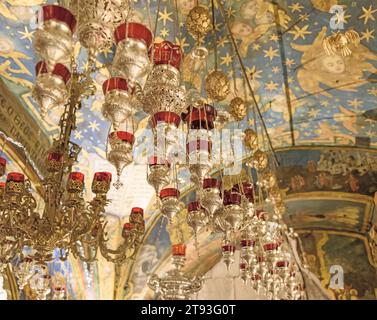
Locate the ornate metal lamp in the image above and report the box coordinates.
[148,244,202,300]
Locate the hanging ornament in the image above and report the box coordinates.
[259,171,278,190]
[107,131,135,189]
[32,61,71,118]
[244,128,258,151]
[150,111,181,162]
[233,182,255,218]
[112,22,153,87]
[213,190,245,233]
[148,244,203,299]
[229,97,247,121]
[187,201,208,234]
[102,77,135,131]
[200,178,222,217]
[142,41,186,115]
[183,103,217,131]
[205,70,230,102]
[147,156,171,196]
[51,285,66,300]
[159,188,182,221]
[33,5,76,69]
[61,0,131,58]
[251,150,269,171]
[186,6,212,40]
[187,139,212,186]
[221,238,235,270]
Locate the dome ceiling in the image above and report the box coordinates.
[0,0,376,156]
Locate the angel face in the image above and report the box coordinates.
[256,11,274,25]
[177,0,196,15]
[9,6,35,22]
[321,55,345,74]
[240,0,260,20]
[231,22,253,38]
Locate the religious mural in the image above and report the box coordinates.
[276,147,377,196]
[284,198,371,233]
[299,231,377,300]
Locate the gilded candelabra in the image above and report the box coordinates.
[0,2,147,294]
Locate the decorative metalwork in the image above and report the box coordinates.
[60,0,132,59]
[148,244,202,300]
[323,30,360,57]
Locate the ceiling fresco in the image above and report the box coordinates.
[0,0,377,300]
[0,0,377,156]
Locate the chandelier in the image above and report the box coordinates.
[0,1,152,298]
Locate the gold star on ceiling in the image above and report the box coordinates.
[361,28,375,42]
[272,66,280,74]
[247,66,262,79]
[214,23,222,32]
[299,13,310,21]
[359,5,377,25]
[248,119,254,126]
[265,81,278,91]
[320,101,330,107]
[288,2,304,13]
[160,27,169,37]
[368,87,377,96]
[220,53,233,66]
[288,25,312,40]
[308,109,320,117]
[158,7,173,25]
[74,131,83,140]
[269,34,279,42]
[174,36,190,50]
[88,120,100,132]
[335,9,351,25]
[252,43,261,51]
[285,58,295,68]
[226,6,236,18]
[348,98,363,109]
[217,36,229,48]
[18,26,34,42]
[263,46,279,61]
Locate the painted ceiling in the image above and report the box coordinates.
[0,0,377,300]
[0,0,377,153]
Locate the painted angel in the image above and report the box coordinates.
[0,36,33,88]
[0,0,43,22]
[292,26,377,97]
